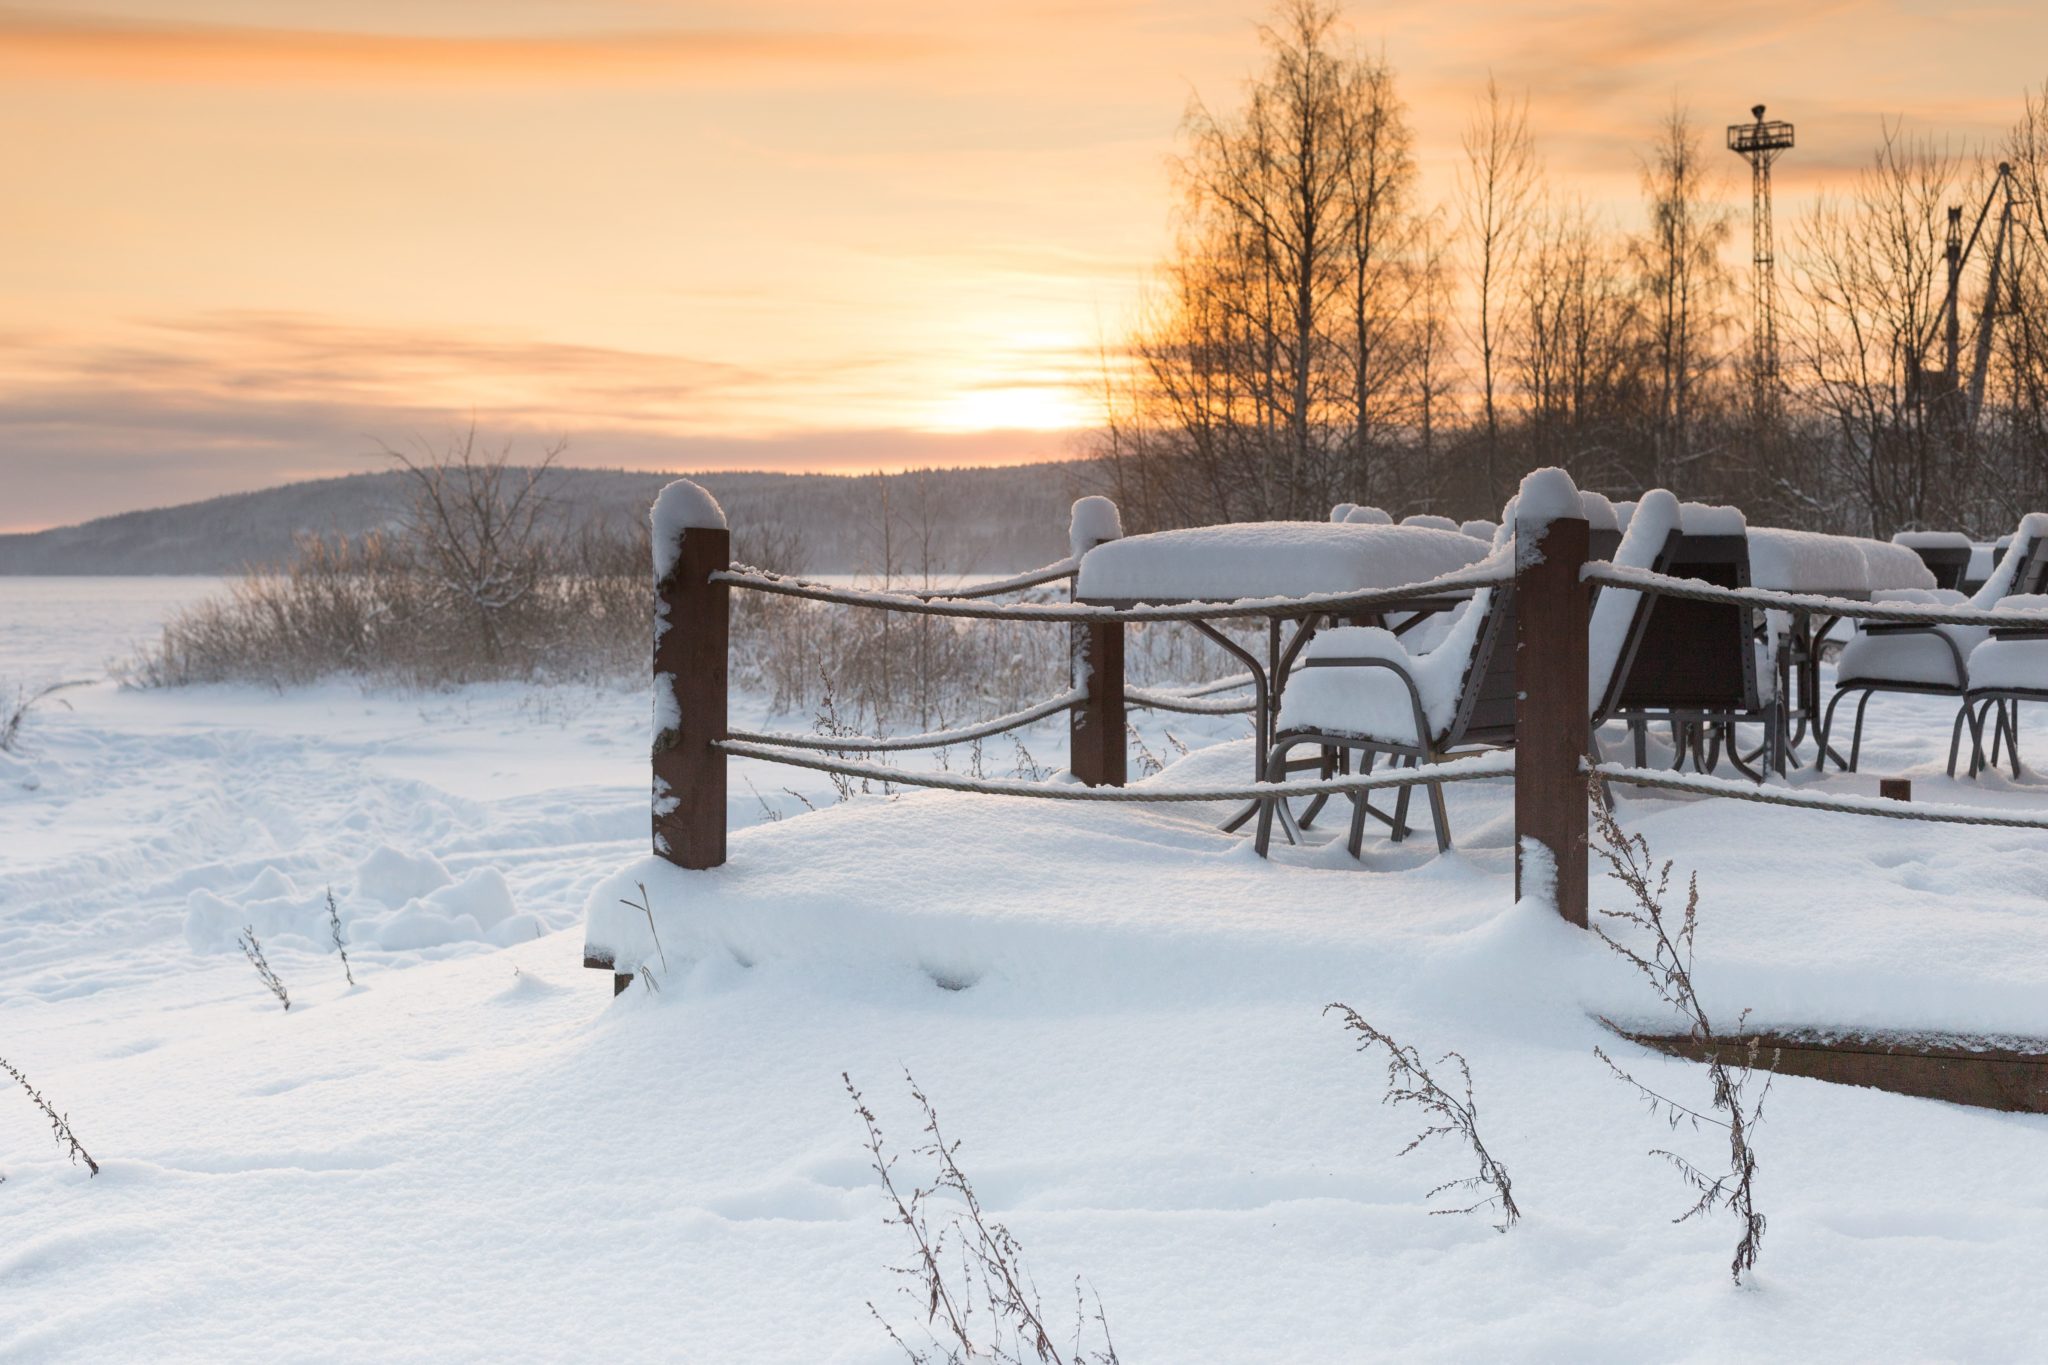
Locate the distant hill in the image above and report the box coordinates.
[0,462,1101,576]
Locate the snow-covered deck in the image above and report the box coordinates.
[10,579,2048,1361]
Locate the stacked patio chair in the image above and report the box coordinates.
[1891,531,1975,591]
[1254,490,1682,856]
[1607,503,1785,780]
[1822,513,2048,776]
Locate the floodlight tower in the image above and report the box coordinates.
[1728,104,1795,414]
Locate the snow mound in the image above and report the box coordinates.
[1399,513,1460,532]
[1341,504,1392,525]
[355,846,455,907]
[374,867,538,951]
[186,852,536,954]
[1459,518,1497,542]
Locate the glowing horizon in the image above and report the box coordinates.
[4,1,2045,530]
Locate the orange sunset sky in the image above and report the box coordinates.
[3,1,2044,530]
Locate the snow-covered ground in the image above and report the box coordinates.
[5,577,2048,1362]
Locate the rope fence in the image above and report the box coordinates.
[726,689,1084,753]
[715,560,1512,624]
[714,741,1514,804]
[1585,563,2048,628]
[1126,685,1258,716]
[648,471,2047,934]
[1597,763,2048,831]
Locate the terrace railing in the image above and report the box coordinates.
[647,474,2048,938]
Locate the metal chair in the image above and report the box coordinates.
[1821,517,2048,776]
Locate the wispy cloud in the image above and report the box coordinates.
[0,10,944,87]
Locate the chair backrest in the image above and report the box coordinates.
[1589,488,1685,723]
[2016,532,2048,597]
[1613,532,1765,714]
[1446,585,1518,746]
[1907,543,1972,590]
[1972,514,2048,606]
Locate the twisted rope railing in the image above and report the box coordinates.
[1597,763,2048,830]
[726,689,1083,753]
[905,558,1078,600]
[1125,686,1258,715]
[1585,563,2048,628]
[716,560,1509,623]
[714,742,1514,802]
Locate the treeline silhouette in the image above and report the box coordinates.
[1094,0,2048,540]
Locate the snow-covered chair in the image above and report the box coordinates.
[1960,593,2048,776]
[1822,514,2048,775]
[1892,531,1974,591]
[1254,490,1684,858]
[1606,502,1786,779]
[1253,549,1512,855]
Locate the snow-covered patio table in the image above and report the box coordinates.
[1746,528,1937,768]
[1075,522,1491,809]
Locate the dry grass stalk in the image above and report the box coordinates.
[847,1070,1119,1365]
[1326,1004,1521,1231]
[1589,782,1774,1284]
[1,680,84,753]
[237,926,291,1011]
[325,888,355,987]
[1,1055,99,1176]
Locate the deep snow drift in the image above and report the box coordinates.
[5,577,2048,1362]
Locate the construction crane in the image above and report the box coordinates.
[1728,104,1795,414]
[1911,161,2022,435]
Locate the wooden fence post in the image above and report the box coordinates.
[1069,496,1126,788]
[1515,497,1590,927]
[651,480,730,869]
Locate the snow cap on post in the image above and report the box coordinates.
[651,479,727,580]
[1342,505,1392,525]
[1069,495,1123,559]
[1513,468,1582,568]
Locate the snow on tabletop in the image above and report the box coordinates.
[1068,495,1123,558]
[1400,513,1460,532]
[1342,504,1393,524]
[650,479,726,579]
[1892,530,1974,550]
[1747,528,1935,594]
[1588,488,1682,707]
[1073,520,1487,602]
[1677,500,1746,536]
[1459,517,1498,542]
